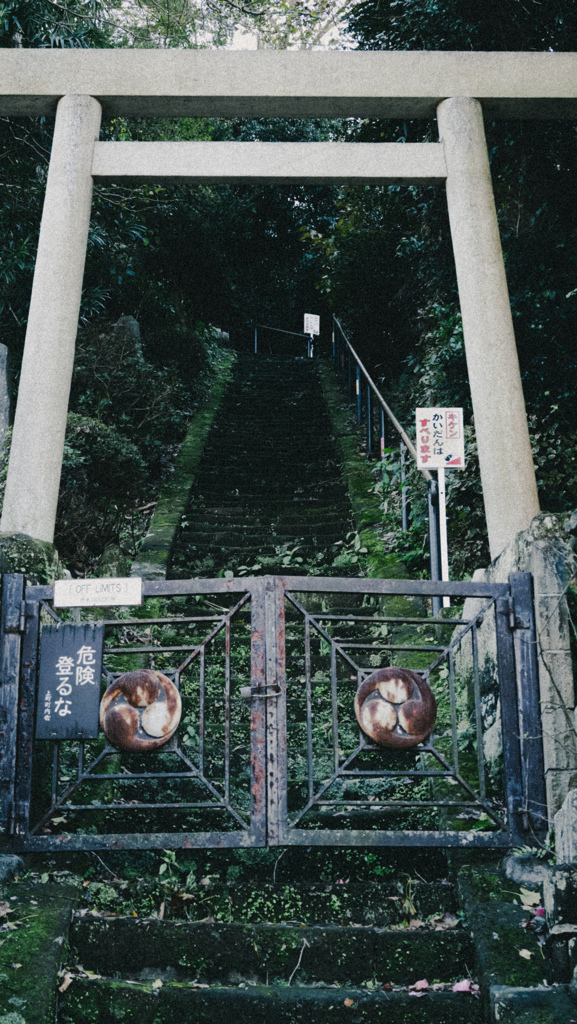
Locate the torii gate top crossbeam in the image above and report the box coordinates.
[1,50,577,119]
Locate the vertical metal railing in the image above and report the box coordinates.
[332,316,443,611]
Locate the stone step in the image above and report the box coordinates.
[70,917,473,987]
[59,979,484,1023]
[183,528,348,543]
[79,879,459,928]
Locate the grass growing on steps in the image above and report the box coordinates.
[0,879,79,1024]
[133,349,236,580]
[171,354,357,579]
[317,360,410,584]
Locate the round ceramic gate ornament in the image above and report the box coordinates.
[354,667,436,749]
[100,669,181,752]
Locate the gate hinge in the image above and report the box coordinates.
[507,596,531,631]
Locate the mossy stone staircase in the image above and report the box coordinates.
[171,354,355,576]
[60,874,485,1023]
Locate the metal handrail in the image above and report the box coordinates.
[250,322,313,356]
[332,316,432,483]
[332,315,444,612]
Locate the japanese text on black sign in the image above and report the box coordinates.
[35,624,104,740]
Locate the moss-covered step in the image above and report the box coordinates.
[171,354,355,579]
[458,864,547,991]
[70,918,474,987]
[490,984,577,1022]
[132,349,236,580]
[59,979,484,1024]
[0,879,79,1024]
[81,879,459,927]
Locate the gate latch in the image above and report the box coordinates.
[240,684,282,698]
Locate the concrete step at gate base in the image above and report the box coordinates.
[60,980,485,1023]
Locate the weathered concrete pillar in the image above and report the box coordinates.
[0,94,101,543]
[0,344,10,447]
[437,96,540,561]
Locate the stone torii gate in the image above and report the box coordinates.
[1,50,575,561]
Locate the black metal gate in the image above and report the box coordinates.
[0,572,546,852]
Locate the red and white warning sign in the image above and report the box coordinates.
[415,408,466,470]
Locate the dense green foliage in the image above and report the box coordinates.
[297,2,577,573]
[349,0,577,52]
[55,321,212,566]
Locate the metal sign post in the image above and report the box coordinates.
[437,467,450,608]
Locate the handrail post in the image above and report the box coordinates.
[438,467,450,609]
[356,365,361,424]
[428,478,442,616]
[348,351,351,403]
[254,327,258,355]
[400,441,408,532]
[367,382,371,456]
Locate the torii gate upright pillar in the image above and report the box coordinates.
[438,96,540,560]
[0,93,101,543]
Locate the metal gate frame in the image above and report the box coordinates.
[0,575,269,852]
[267,574,546,849]
[0,572,546,852]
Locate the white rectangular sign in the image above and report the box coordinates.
[54,577,143,608]
[304,313,320,336]
[415,407,465,470]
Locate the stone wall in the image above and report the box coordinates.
[457,514,576,821]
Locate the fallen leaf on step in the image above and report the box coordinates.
[519,888,541,908]
[452,979,479,994]
[519,949,534,960]
[343,998,354,1007]
[152,979,163,990]
[58,973,73,993]
[381,982,394,992]
[407,918,425,930]
[409,979,429,993]
[430,912,460,930]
